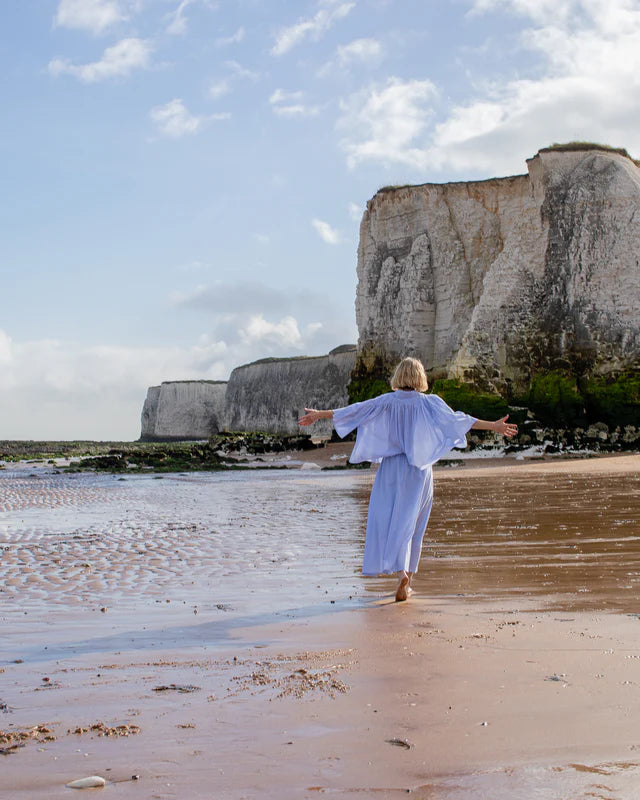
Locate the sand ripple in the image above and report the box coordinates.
[0,470,367,614]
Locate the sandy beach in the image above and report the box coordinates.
[2,453,640,798]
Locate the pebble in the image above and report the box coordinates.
[66,776,106,789]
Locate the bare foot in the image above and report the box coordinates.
[395,572,410,602]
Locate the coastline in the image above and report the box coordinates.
[2,454,640,798]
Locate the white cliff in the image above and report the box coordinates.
[356,147,640,393]
[140,146,640,438]
[224,346,357,437]
[140,380,227,440]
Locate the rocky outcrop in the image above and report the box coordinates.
[357,147,640,394]
[140,380,227,441]
[224,345,357,437]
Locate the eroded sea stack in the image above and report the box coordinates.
[356,146,640,401]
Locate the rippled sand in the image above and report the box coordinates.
[2,454,640,799]
[0,468,368,625]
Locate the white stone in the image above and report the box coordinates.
[66,776,106,789]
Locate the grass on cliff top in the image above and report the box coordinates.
[376,143,639,197]
[540,141,640,166]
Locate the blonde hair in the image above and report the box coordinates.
[390,357,428,392]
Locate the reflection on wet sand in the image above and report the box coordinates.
[426,469,640,612]
[359,461,640,613]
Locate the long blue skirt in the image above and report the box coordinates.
[362,453,434,576]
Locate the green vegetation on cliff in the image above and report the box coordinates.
[540,141,639,166]
[581,372,640,427]
[521,370,640,427]
[526,372,585,426]
[431,379,509,420]
[347,357,393,403]
[348,361,639,430]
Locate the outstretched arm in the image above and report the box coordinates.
[298,408,333,426]
[471,415,518,438]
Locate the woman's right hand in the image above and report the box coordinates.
[298,408,319,426]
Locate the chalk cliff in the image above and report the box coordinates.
[140,146,639,439]
[224,345,357,437]
[140,380,227,441]
[357,147,640,393]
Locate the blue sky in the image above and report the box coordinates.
[2,0,640,439]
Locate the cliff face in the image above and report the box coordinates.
[357,148,640,393]
[140,380,227,441]
[224,346,357,437]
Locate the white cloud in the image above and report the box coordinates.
[209,78,231,99]
[337,37,382,65]
[337,77,438,169]
[239,315,303,349]
[0,281,357,436]
[271,0,355,56]
[419,0,640,174]
[48,38,152,83]
[54,0,125,34]
[270,88,319,117]
[319,37,383,76]
[215,27,245,47]
[149,99,229,138]
[0,333,226,395]
[0,328,230,439]
[335,1,640,175]
[208,62,258,102]
[269,89,303,104]
[165,0,193,35]
[312,218,341,244]
[0,329,12,364]
[165,0,219,36]
[273,104,320,118]
[168,280,354,359]
[348,201,362,222]
[468,0,576,24]
[225,60,259,81]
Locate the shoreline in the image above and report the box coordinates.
[2,454,640,798]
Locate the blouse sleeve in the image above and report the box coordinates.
[408,394,477,468]
[332,395,388,438]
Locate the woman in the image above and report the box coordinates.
[298,357,517,601]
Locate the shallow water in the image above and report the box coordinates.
[420,469,640,613]
[2,463,640,632]
[0,468,369,635]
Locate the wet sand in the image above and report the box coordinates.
[1,454,640,798]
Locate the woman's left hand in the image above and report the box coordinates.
[494,415,518,438]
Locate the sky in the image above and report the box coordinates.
[2,0,640,440]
